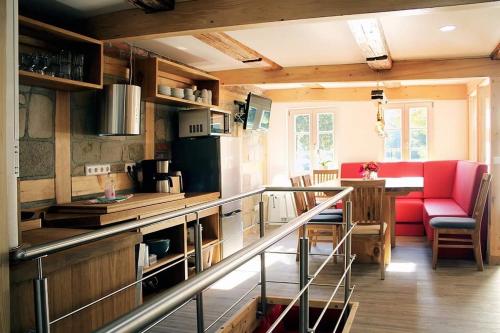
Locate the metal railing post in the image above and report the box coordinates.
[34,257,50,333]
[194,212,204,333]
[259,194,267,317]
[299,225,309,333]
[344,201,352,316]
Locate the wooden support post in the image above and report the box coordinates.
[489,77,500,263]
[55,91,72,203]
[145,102,155,159]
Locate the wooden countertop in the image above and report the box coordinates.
[11,228,142,283]
[44,192,220,228]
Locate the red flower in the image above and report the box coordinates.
[359,161,379,173]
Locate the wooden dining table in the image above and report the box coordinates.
[314,177,424,247]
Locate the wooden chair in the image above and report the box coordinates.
[302,174,342,248]
[313,169,339,199]
[341,179,388,279]
[431,173,492,271]
[290,176,342,261]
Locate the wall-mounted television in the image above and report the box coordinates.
[243,93,272,131]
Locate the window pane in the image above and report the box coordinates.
[409,107,427,128]
[384,109,402,129]
[318,113,333,131]
[318,133,334,165]
[295,134,311,172]
[409,129,427,160]
[385,129,402,161]
[295,114,310,132]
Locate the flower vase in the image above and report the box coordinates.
[368,171,378,180]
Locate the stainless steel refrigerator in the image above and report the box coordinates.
[172,136,243,258]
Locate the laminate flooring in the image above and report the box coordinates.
[150,233,500,333]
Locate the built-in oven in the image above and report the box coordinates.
[179,108,232,137]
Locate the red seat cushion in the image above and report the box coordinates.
[452,161,487,215]
[396,223,425,236]
[396,198,423,222]
[423,198,468,241]
[423,161,457,198]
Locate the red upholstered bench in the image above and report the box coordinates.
[340,160,487,257]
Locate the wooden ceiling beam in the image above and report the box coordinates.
[212,58,500,85]
[194,32,282,70]
[86,0,497,41]
[491,43,500,60]
[348,18,392,70]
[264,85,468,102]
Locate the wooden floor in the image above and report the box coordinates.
[151,233,500,332]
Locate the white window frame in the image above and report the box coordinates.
[288,108,335,175]
[383,102,432,161]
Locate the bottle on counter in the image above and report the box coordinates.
[104,174,116,200]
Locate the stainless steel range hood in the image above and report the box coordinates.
[99,84,141,136]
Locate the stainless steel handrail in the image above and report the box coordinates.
[94,188,352,333]
[12,188,266,261]
[13,186,344,261]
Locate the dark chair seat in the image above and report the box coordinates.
[430,216,476,229]
[319,208,343,216]
[309,214,342,223]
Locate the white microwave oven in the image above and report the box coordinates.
[179,108,232,138]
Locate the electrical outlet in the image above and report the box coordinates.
[124,163,136,172]
[85,164,111,176]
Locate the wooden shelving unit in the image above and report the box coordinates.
[135,57,220,108]
[18,16,103,90]
[139,198,221,303]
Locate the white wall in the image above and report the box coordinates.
[267,99,468,184]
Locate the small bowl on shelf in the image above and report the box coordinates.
[146,239,170,258]
[158,85,171,96]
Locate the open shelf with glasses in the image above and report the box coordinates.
[18,16,103,90]
[135,57,220,108]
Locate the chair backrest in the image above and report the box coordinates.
[290,176,307,216]
[341,179,386,233]
[302,174,317,210]
[313,169,339,184]
[472,173,492,231]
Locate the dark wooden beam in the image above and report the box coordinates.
[211,58,500,85]
[86,0,497,41]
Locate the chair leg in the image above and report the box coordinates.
[432,229,439,270]
[380,240,385,280]
[472,232,484,271]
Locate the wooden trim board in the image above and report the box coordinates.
[144,102,155,159]
[264,84,468,102]
[86,0,496,41]
[55,91,71,203]
[19,178,56,203]
[212,58,498,85]
[71,173,134,197]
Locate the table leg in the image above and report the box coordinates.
[390,196,396,248]
[383,195,396,248]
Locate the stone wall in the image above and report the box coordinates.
[19,85,55,179]
[70,91,146,176]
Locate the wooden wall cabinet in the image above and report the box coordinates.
[19,16,103,90]
[135,57,220,108]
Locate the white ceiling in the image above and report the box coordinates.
[52,1,500,82]
[132,2,499,72]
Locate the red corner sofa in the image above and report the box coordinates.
[340,161,487,255]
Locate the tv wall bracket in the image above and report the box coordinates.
[234,100,246,124]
